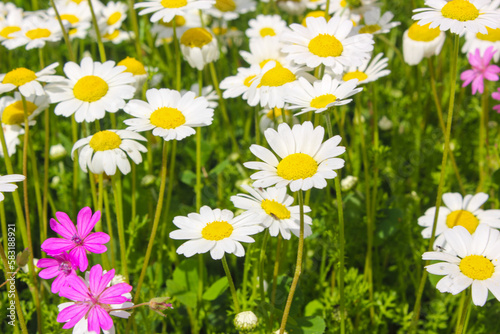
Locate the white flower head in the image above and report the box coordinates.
[0,92,50,130]
[354,7,400,35]
[402,21,446,66]
[240,37,288,68]
[338,53,390,84]
[246,14,288,40]
[134,0,215,24]
[179,27,219,70]
[220,65,261,100]
[0,5,23,42]
[2,16,62,50]
[99,1,128,34]
[207,0,256,21]
[462,27,500,62]
[0,174,25,201]
[47,2,92,40]
[0,62,62,97]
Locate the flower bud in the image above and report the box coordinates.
[49,144,67,160]
[341,175,358,192]
[234,311,258,332]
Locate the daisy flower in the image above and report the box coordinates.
[281,16,374,74]
[245,14,288,40]
[99,1,128,34]
[412,0,500,35]
[460,46,500,95]
[240,37,288,68]
[0,93,49,131]
[220,65,262,100]
[0,5,23,42]
[0,174,25,201]
[46,57,136,123]
[117,56,148,90]
[41,207,109,271]
[37,253,78,293]
[339,53,391,84]
[47,2,92,40]
[57,265,133,333]
[285,74,362,115]
[423,224,500,306]
[169,206,263,260]
[0,62,61,96]
[207,0,256,21]
[259,107,299,132]
[418,192,500,249]
[134,0,214,23]
[180,27,219,70]
[244,121,345,192]
[231,185,313,239]
[493,88,500,113]
[463,27,500,62]
[124,88,214,141]
[302,11,330,26]
[150,11,201,41]
[2,16,62,50]
[403,21,446,66]
[101,29,132,44]
[72,130,147,175]
[246,61,314,108]
[354,7,400,35]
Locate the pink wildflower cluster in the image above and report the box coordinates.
[461,46,500,95]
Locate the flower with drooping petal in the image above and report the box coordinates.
[463,26,500,62]
[423,224,500,306]
[460,46,500,95]
[57,265,133,333]
[179,27,219,70]
[402,21,446,66]
[493,87,500,113]
[0,173,25,201]
[0,62,62,96]
[41,207,110,271]
[339,53,391,85]
[37,253,79,293]
[354,7,400,35]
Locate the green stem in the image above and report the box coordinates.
[71,116,79,217]
[259,232,269,308]
[127,0,143,61]
[131,164,136,221]
[112,173,129,281]
[477,84,488,192]
[0,203,6,251]
[268,234,282,331]
[221,255,241,314]
[49,0,75,61]
[279,190,305,334]
[42,107,50,244]
[410,34,460,333]
[173,19,181,90]
[103,185,117,269]
[455,290,471,334]
[88,0,106,62]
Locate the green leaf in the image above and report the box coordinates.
[166,259,199,308]
[287,316,326,334]
[202,276,229,301]
[304,300,324,317]
[180,170,196,186]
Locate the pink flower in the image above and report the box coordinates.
[460,46,500,95]
[57,265,133,333]
[41,207,109,271]
[37,253,78,293]
[493,88,500,113]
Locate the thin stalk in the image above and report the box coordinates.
[42,107,50,243]
[172,19,181,90]
[241,243,252,310]
[269,234,283,331]
[111,173,129,281]
[71,116,79,217]
[49,0,75,61]
[259,232,269,307]
[410,34,460,333]
[221,255,241,313]
[279,190,305,334]
[455,291,471,334]
[28,146,43,238]
[0,203,6,251]
[131,164,136,221]
[88,0,106,62]
[103,185,117,269]
[127,0,143,61]
[477,85,488,192]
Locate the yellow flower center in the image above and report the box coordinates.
[408,22,441,42]
[302,11,329,26]
[117,57,147,75]
[243,75,257,87]
[107,12,122,26]
[359,24,381,34]
[310,94,337,109]
[150,107,186,129]
[2,68,37,87]
[266,107,290,119]
[259,27,276,37]
[1,101,37,125]
[160,15,186,28]
[212,26,228,35]
[343,70,368,82]
[258,65,296,87]
[340,0,346,7]
[73,75,109,102]
[71,0,85,4]
[26,28,51,40]
[69,28,78,35]
[89,130,122,151]
[60,14,80,25]
[459,255,495,280]
[161,0,188,8]
[446,210,480,234]
[441,0,479,22]
[308,34,343,57]
[201,220,234,240]
[277,153,318,180]
[215,0,236,12]
[103,30,120,40]
[0,26,21,39]
[180,28,213,48]
[261,199,291,220]
[476,27,500,42]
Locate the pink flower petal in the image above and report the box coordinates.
[84,232,110,248]
[89,265,114,296]
[98,283,133,304]
[36,258,58,269]
[38,266,59,280]
[53,212,77,238]
[51,273,73,294]
[41,238,74,255]
[58,304,90,329]
[88,306,114,332]
[77,207,101,238]
[70,247,89,272]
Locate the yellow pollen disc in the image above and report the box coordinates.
[261,199,291,220]
[266,107,290,119]
[161,0,187,8]
[73,76,109,102]
[308,34,343,57]
[118,57,147,75]
[477,27,500,42]
[180,28,213,48]
[277,153,318,180]
[446,210,480,234]
[258,66,296,87]
[215,0,236,12]
[359,24,381,34]
[107,12,122,26]
[160,15,187,28]
[259,27,276,37]
[60,14,80,25]
[441,0,479,22]
[26,28,51,40]
[407,22,441,42]
[89,131,122,151]
[103,30,120,40]
[340,0,346,6]
[343,70,368,82]
[201,220,234,241]
[1,101,37,125]
[212,27,228,35]
[243,75,256,87]
[71,0,85,4]
[69,28,78,35]
[302,11,329,26]
[459,255,494,280]
[0,26,21,39]
[2,68,37,87]
[150,107,186,129]
[310,94,337,109]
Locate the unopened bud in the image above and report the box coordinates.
[234,311,258,332]
[378,116,392,131]
[149,297,173,317]
[141,174,156,187]
[341,175,358,192]
[49,144,67,160]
